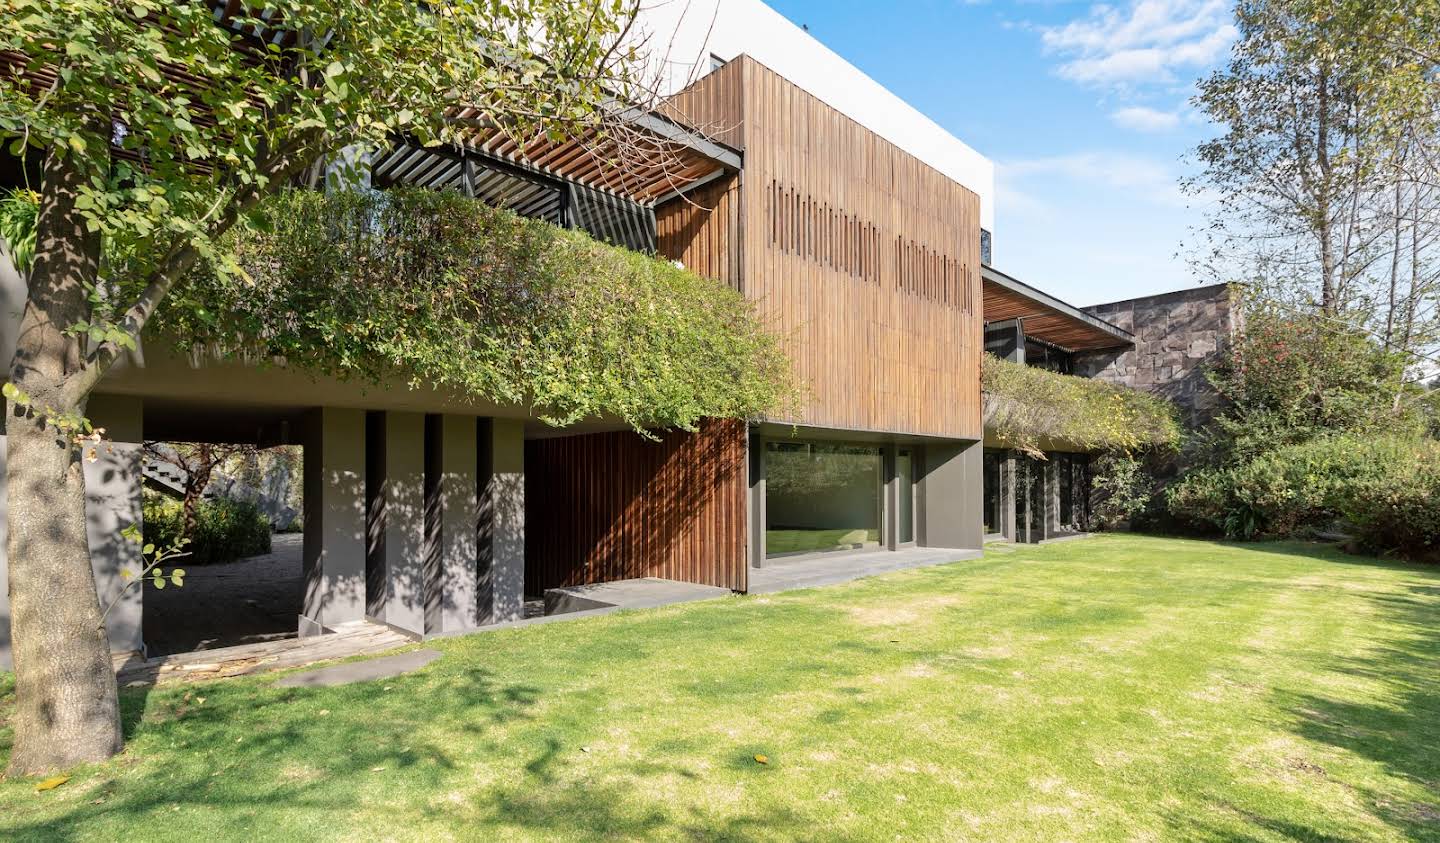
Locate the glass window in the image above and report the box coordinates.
[1024,339,1074,374]
[765,441,882,557]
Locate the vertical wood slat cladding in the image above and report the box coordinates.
[668,57,984,440]
[655,174,742,290]
[524,419,748,593]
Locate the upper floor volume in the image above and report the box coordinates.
[632,0,997,240]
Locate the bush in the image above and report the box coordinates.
[143,493,272,565]
[1089,453,1153,530]
[1168,435,1440,559]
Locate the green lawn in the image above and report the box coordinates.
[3,535,1439,841]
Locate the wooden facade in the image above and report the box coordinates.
[655,174,744,291]
[524,419,749,593]
[660,57,985,440]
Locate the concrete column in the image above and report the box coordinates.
[478,418,525,624]
[918,441,983,551]
[999,452,1019,543]
[365,411,427,636]
[84,395,145,657]
[747,428,766,568]
[424,414,480,634]
[1044,456,1061,540]
[301,407,367,635]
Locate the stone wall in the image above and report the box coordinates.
[1075,283,1237,428]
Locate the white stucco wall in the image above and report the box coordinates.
[634,0,996,233]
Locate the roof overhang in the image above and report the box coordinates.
[981,265,1133,352]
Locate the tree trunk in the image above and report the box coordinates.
[4,401,122,776]
[4,144,122,777]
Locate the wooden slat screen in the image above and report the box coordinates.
[668,57,985,439]
[524,419,748,594]
[656,174,743,290]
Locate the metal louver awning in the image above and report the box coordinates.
[372,144,659,254]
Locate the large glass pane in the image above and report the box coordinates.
[765,441,882,557]
[982,449,1002,534]
[897,449,914,544]
[1059,454,1074,528]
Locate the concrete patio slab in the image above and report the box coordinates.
[545,577,732,615]
[276,648,442,688]
[747,546,982,594]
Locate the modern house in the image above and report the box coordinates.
[0,0,1225,669]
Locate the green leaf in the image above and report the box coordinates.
[142,543,155,555]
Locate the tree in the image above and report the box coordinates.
[1186,0,1440,366]
[0,0,648,776]
[143,441,265,538]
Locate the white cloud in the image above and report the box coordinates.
[999,151,1187,208]
[1039,0,1236,88]
[1111,105,1181,131]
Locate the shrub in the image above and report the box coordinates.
[143,493,272,566]
[166,188,797,435]
[1204,307,1424,462]
[982,354,1180,457]
[1168,435,1440,559]
[1089,453,1153,530]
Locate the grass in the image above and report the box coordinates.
[2,534,1439,841]
[765,527,880,555]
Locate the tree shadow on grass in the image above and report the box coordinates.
[5,661,828,841]
[444,732,827,841]
[1164,568,1440,841]
[1278,581,1440,837]
[3,665,536,840]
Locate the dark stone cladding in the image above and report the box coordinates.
[1074,283,1238,429]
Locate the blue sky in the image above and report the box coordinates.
[764,0,1235,307]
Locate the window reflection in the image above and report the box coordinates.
[765,441,882,557]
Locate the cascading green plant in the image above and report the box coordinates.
[162,187,799,434]
[981,353,1180,457]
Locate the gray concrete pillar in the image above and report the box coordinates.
[747,428,766,568]
[478,418,525,624]
[999,452,1019,543]
[1044,456,1061,540]
[918,441,983,551]
[85,395,145,657]
[424,414,480,634]
[366,411,427,636]
[301,407,367,635]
